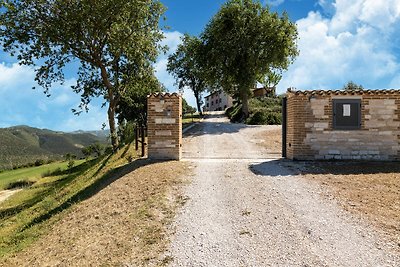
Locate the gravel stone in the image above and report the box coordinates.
[167,113,399,266]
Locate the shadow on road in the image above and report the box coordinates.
[249,160,294,177]
[250,160,400,176]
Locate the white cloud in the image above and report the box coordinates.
[0,62,107,131]
[0,63,35,90]
[278,0,400,92]
[161,31,184,53]
[60,103,107,132]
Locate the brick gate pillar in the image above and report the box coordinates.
[147,93,182,160]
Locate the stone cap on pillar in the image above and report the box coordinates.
[147,92,182,98]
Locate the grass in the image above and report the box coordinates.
[0,160,85,190]
[0,145,139,258]
[182,113,202,126]
[1,142,190,266]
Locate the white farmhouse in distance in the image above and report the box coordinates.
[203,90,233,112]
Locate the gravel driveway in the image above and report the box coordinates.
[167,113,399,266]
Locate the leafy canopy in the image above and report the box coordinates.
[0,0,165,149]
[343,81,364,91]
[167,34,207,114]
[201,0,298,116]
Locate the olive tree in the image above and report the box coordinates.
[201,0,298,117]
[0,0,165,150]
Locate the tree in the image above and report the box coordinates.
[81,146,93,159]
[343,81,364,91]
[0,0,165,150]
[116,74,165,127]
[201,0,298,118]
[167,34,207,115]
[182,98,197,115]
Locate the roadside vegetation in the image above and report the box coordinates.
[182,98,202,128]
[0,143,141,258]
[1,142,189,266]
[0,160,85,191]
[227,96,283,125]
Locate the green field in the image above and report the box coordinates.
[0,160,85,190]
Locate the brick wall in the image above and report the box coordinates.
[286,89,400,161]
[147,93,182,160]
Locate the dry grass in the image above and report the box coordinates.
[2,159,190,266]
[294,162,400,251]
[255,126,282,154]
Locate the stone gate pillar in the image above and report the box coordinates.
[147,93,182,160]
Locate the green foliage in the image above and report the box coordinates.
[182,98,197,115]
[67,160,75,170]
[0,0,166,150]
[343,81,364,91]
[0,145,138,257]
[201,0,298,117]
[0,126,106,170]
[4,180,35,190]
[227,96,283,125]
[226,104,244,122]
[246,97,282,125]
[81,143,105,158]
[0,160,85,190]
[116,76,165,126]
[167,34,207,114]
[34,159,45,167]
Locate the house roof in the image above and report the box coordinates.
[287,88,400,96]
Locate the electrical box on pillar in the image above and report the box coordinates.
[147,93,182,160]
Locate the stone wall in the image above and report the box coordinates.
[147,93,182,160]
[286,89,400,161]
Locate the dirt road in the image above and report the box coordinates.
[167,113,399,266]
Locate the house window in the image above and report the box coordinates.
[211,101,214,105]
[333,99,361,130]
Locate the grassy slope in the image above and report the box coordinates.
[0,160,85,190]
[0,144,141,258]
[0,126,107,170]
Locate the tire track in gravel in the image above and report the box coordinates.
[166,113,399,266]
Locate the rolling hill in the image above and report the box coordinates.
[0,125,108,170]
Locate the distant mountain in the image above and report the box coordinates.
[72,129,109,139]
[0,125,108,170]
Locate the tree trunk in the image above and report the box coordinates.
[240,88,249,118]
[194,91,203,116]
[108,98,119,150]
[99,64,119,151]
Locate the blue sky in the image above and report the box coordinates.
[1,0,400,131]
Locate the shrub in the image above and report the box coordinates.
[41,167,63,178]
[34,159,45,166]
[67,160,75,170]
[5,179,35,190]
[226,103,243,122]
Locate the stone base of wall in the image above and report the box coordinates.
[286,89,400,161]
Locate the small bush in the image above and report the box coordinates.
[41,167,63,178]
[5,179,35,190]
[34,159,45,166]
[226,103,243,122]
[246,110,281,125]
[68,160,75,170]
